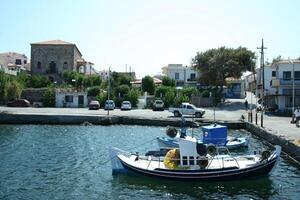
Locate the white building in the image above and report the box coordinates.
[0,52,30,75]
[257,60,300,111]
[55,89,88,108]
[99,69,110,80]
[161,64,199,86]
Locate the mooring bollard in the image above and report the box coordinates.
[255,112,258,125]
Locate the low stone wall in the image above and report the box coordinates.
[21,88,47,104]
[0,113,198,127]
[246,122,300,163]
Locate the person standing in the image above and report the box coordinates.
[294,106,300,127]
[244,99,249,110]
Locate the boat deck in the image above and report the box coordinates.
[119,154,261,171]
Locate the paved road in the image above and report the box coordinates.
[1,97,299,143]
[0,105,244,121]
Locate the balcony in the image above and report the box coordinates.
[271,78,300,87]
[187,78,197,82]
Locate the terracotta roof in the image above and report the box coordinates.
[31,40,74,45]
[31,40,83,56]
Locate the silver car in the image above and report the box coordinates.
[121,101,132,110]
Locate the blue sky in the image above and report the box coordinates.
[1,0,300,78]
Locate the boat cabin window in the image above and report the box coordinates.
[189,156,195,165]
[182,156,188,165]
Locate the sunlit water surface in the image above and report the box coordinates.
[0,125,299,200]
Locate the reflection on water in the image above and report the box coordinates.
[111,174,275,200]
[0,125,299,200]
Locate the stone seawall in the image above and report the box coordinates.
[0,113,198,127]
[0,113,299,163]
[246,122,300,163]
[0,113,245,128]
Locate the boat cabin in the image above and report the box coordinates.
[201,124,227,146]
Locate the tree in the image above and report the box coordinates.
[181,87,198,98]
[43,86,55,107]
[193,46,255,99]
[125,89,139,107]
[6,81,22,101]
[87,86,102,96]
[84,75,102,87]
[115,84,130,98]
[0,70,9,103]
[162,76,175,87]
[164,90,175,107]
[27,75,51,88]
[142,75,155,95]
[272,55,282,64]
[119,74,132,86]
[174,95,189,106]
[96,92,107,107]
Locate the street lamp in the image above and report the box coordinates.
[288,58,295,119]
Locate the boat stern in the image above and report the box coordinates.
[108,147,128,174]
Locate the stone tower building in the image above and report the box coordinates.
[30,40,87,82]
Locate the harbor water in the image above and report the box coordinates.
[0,125,299,200]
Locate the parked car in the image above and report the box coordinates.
[104,100,115,110]
[121,101,132,111]
[7,99,30,107]
[152,99,164,111]
[89,100,100,110]
[169,102,205,118]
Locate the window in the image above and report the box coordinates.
[189,156,194,165]
[63,62,68,69]
[15,59,21,65]
[295,71,300,80]
[49,61,56,73]
[272,71,276,77]
[65,95,73,103]
[182,156,187,165]
[175,72,179,80]
[282,89,292,95]
[190,73,196,80]
[37,61,41,69]
[285,96,292,107]
[24,60,27,64]
[187,105,193,109]
[283,71,291,80]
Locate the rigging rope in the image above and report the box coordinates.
[98,137,157,166]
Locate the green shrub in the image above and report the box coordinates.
[125,89,139,107]
[163,90,175,107]
[96,92,107,108]
[43,87,55,107]
[174,95,189,106]
[201,90,210,98]
[6,81,22,101]
[87,86,101,96]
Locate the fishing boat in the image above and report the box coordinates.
[157,124,249,150]
[109,136,281,181]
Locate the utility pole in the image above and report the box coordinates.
[257,39,267,127]
[107,66,111,116]
[288,59,295,121]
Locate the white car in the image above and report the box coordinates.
[121,101,132,110]
[169,102,205,118]
[153,100,164,111]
